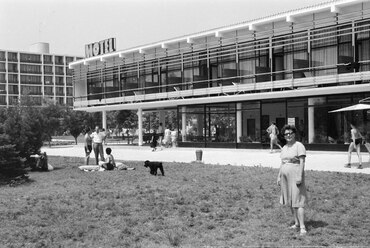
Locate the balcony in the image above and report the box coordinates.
[74,71,370,110]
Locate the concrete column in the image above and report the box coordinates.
[182,106,186,142]
[137,108,143,146]
[102,110,107,130]
[197,114,204,137]
[308,106,314,144]
[307,97,324,144]
[158,110,165,126]
[236,103,242,143]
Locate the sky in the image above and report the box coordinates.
[0,0,328,57]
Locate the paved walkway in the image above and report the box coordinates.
[41,143,370,174]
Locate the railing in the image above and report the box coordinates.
[74,70,370,109]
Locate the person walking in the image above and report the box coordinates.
[91,126,105,165]
[345,123,364,169]
[150,130,158,152]
[267,121,282,153]
[84,127,92,165]
[163,126,172,148]
[277,124,308,236]
[157,123,164,150]
[170,128,178,148]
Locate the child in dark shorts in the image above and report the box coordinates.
[98,147,115,170]
[150,130,158,152]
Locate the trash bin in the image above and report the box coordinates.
[195,149,203,162]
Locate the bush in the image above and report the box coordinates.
[4,104,44,161]
[0,126,25,178]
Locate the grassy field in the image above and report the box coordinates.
[0,157,369,247]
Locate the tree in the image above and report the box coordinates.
[3,97,44,167]
[116,110,137,129]
[40,103,65,146]
[63,109,89,144]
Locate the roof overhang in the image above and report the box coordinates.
[69,0,364,69]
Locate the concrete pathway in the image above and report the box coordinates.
[41,143,370,174]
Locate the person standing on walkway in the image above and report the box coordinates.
[277,124,308,236]
[163,126,172,148]
[267,121,282,153]
[91,126,105,165]
[171,128,178,148]
[157,123,164,150]
[84,127,92,165]
[150,130,158,152]
[346,123,364,169]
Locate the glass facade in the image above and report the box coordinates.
[76,18,370,102]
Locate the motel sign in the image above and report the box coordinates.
[85,38,116,58]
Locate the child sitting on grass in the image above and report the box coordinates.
[98,147,135,170]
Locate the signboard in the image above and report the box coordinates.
[287,117,296,126]
[85,38,116,58]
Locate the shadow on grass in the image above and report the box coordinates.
[306,219,328,229]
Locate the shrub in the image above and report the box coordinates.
[0,126,25,178]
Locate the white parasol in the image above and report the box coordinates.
[329,103,370,113]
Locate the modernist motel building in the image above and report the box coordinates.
[70,0,370,150]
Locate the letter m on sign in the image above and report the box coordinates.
[85,44,93,58]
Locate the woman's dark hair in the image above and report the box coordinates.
[83,127,91,134]
[281,124,297,135]
[106,147,112,155]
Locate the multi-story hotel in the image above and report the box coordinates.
[70,0,370,150]
[0,43,82,107]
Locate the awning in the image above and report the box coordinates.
[329,103,370,113]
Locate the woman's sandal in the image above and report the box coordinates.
[289,224,299,229]
[300,227,307,235]
[344,163,351,168]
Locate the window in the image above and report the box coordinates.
[55,87,64,96]
[20,75,42,84]
[55,76,64,86]
[206,103,236,143]
[44,86,53,95]
[55,56,64,65]
[44,65,53,74]
[21,85,42,95]
[8,63,18,72]
[311,26,337,77]
[20,64,42,74]
[8,85,18,94]
[55,66,64,75]
[66,77,72,86]
[43,55,53,64]
[0,74,5,83]
[241,101,261,143]
[0,51,5,61]
[44,76,53,85]
[65,57,74,64]
[140,62,159,94]
[20,53,41,63]
[8,74,18,83]
[356,20,370,72]
[8,52,18,62]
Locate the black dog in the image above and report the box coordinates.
[144,160,165,176]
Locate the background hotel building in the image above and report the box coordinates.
[71,0,370,150]
[0,43,82,108]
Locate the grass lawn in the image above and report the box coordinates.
[1,157,369,247]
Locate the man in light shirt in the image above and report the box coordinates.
[91,126,106,165]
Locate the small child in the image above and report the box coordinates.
[98,147,135,170]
